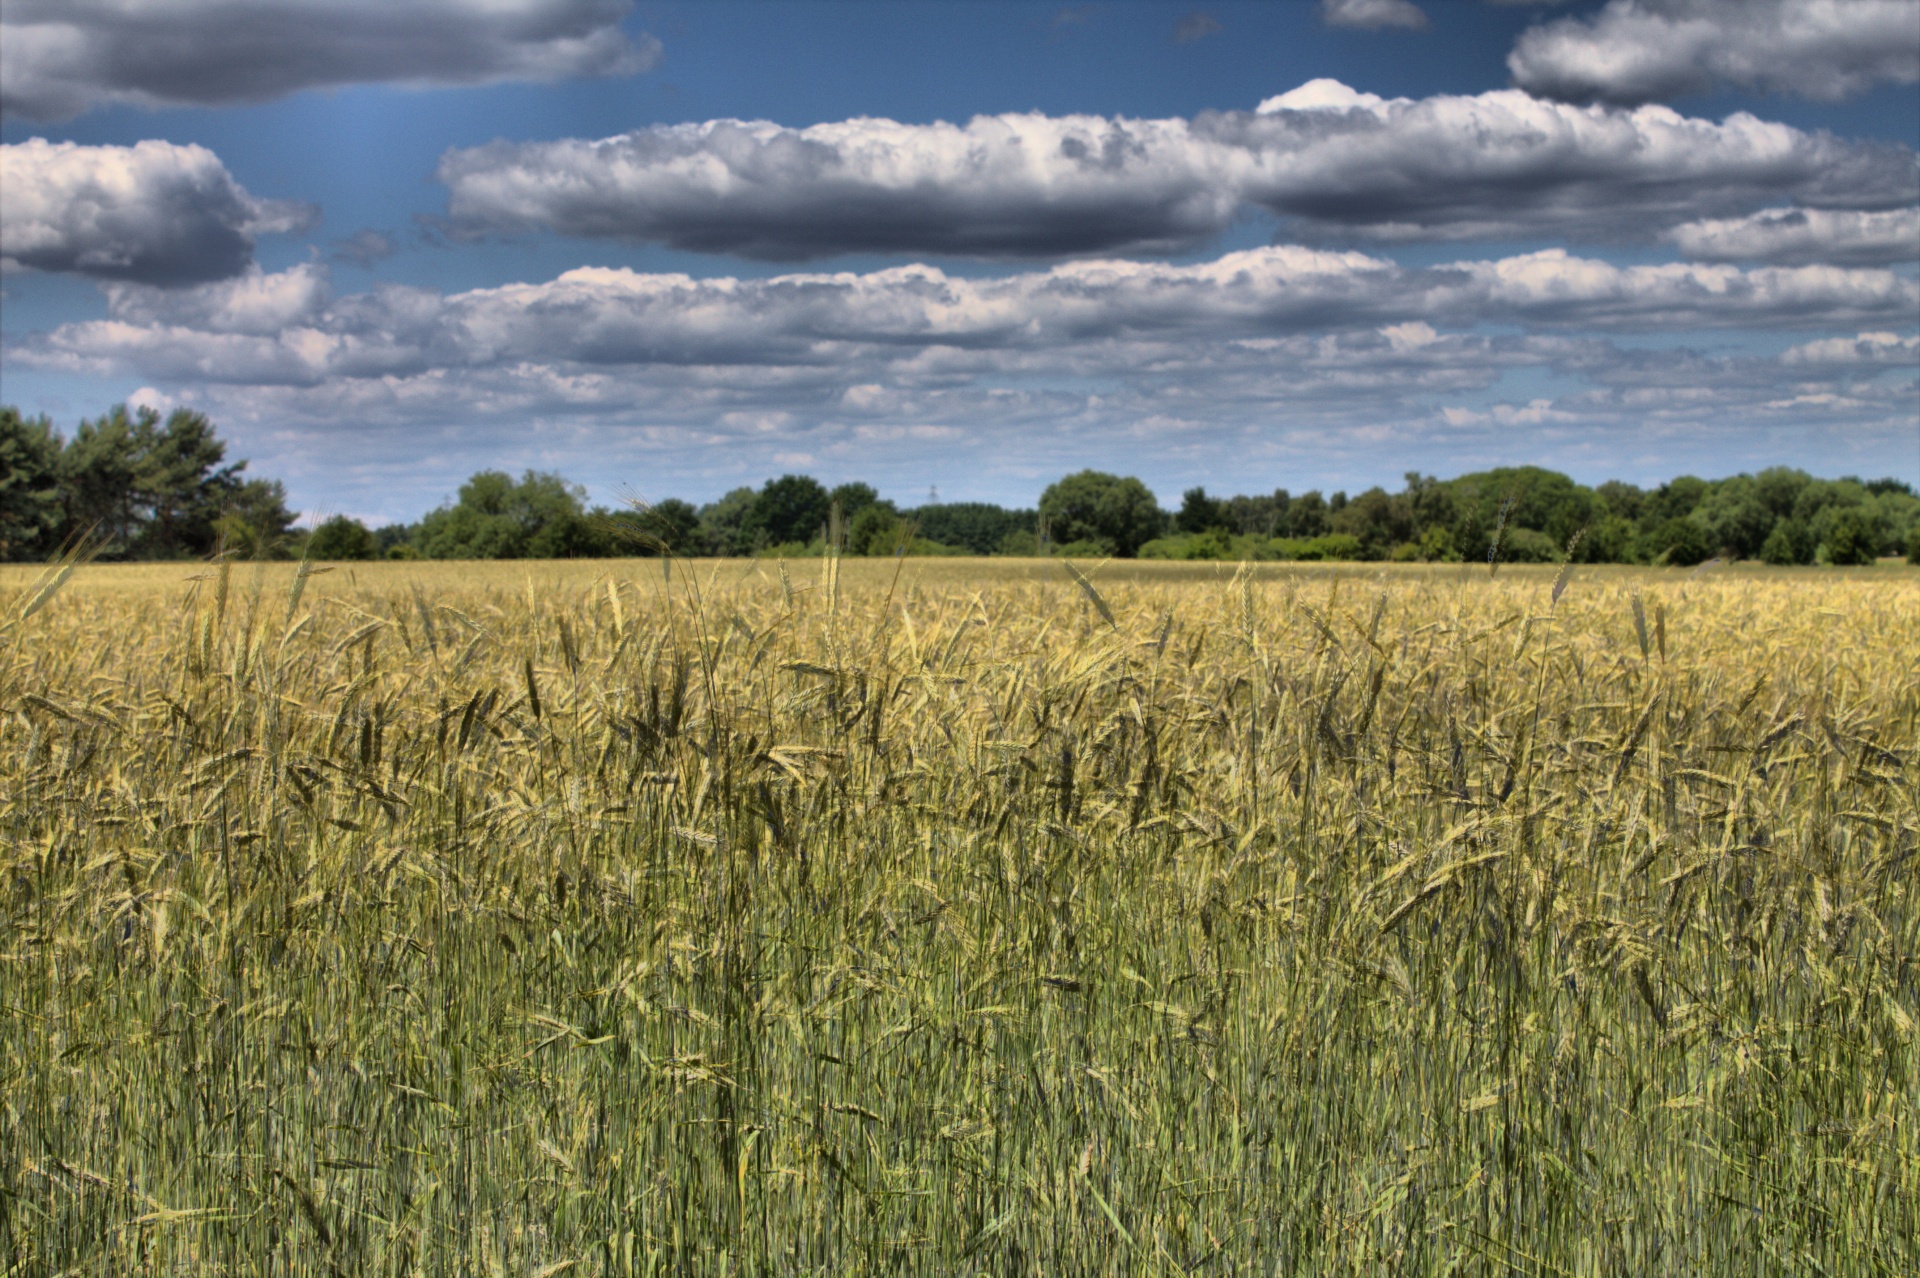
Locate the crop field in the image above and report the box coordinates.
[2,555,1916,1275]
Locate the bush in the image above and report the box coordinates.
[306,515,377,561]
[996,529,1042,556]
[1292,534,1364,561]
[1139,530,1235,561]
[1908,524,1920,565]
[1497,527,1560,564]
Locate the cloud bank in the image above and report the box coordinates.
[1509,0,1920,105]
[15,250,1909,508]
[18,248,1914,390]
[436,81,1916,259]
[1663,206,1920,266]
[0,0,660,121]
[0,139,314,285]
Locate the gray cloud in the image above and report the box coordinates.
[34,319,1911,522]
[20,255,1908,515]
[1,0,659,121]
[1509,0,1920,105]
[1780,330,1920,365]
[0,139,314,285]
[435,80,1916,260]
[17,248,1914,393]
[1173,12,1223,43]
[330,229,397,268]
[1663,206,1920,266]
[1321,0,1430,32]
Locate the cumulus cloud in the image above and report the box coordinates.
[17,247,1915,395]
[435,81,1915,259]
[1663,206,1920,266]
[1321,0,1430,32]
[16,245,1911,517]
[1509,0,1920,104]
[1,0,660,121]
[0,138,314,285]
[1780,330,1920,364]
[20,250,1911,516]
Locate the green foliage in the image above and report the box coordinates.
[1416,524,1458,562]
[305,514,378,561]
[1038,471,1165,558]
[415,470,602,559]
[2,403,295,560]
[827,482,883,525]
[14,401,1907,572]
[847,502,902,555]
[1647,517,1714,567]
[1176,486,1231,534]
[1824,506,1883,565]
[1330,486,1411,557]
[995,528,1042,556]
[1907,524,1920,564]
[906,502,1034,555]
[1286,490,1330,538]
[698,487,761,556]
[747,474,832,548]
[599,498,704,556]
[0,407,64,560]
[1289,533,1364,561]
[1760,518,1815,566]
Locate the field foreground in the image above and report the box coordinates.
[3,557,1916,1274]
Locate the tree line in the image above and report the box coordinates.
[6,403,1918,566]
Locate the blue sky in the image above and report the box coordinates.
[3,0,1916,523]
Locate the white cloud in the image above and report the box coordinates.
[1663,207,1920,266]
[1509,0,1920,104]
[436,82,1916,258]
[1441,399,1579,427]
[16,248,1914,393]
[0,138,314,284]
[13,248,1912,514]
[1,0,659,121]
[1780,331,1920,364]
[1321,0,1430,32]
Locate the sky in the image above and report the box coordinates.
[2,0,1917,525]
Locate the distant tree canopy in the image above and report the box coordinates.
[305,514,378,561]
[1,404,295,561]
[1039,471,1166,557]
[1142,468,1916,567]
[7,401,1917,567]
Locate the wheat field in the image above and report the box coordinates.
[2,556,1915,1275]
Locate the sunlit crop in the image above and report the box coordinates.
[4,555,1915,1274]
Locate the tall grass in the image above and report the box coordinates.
[2,558,1915,1275]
